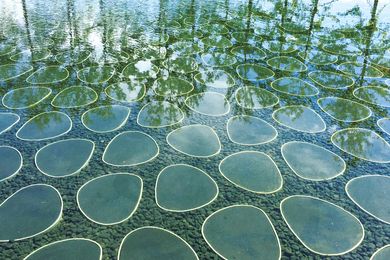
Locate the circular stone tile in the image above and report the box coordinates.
[10,48,51,62]
[331,128,390,163]
[0,146,22,182]
[368,55,390,70]
[103,131,159,166]
[0,63,33,81]
[232,32,260,43]
[227,115,277,145]
[162,57,198,74]
[219,151,282,193]
[308,71,354,89]
[167,124,221,157]
[51,86,98,108]
[194,69,235,89]
[378,118,390,135]
[168,41,202,56]
[273,105,326,133]
[201,52,237,67]
[82,105,130,133]
[263,40,297,53]
[77,173,142,225]
[155,164,218,212]
[371,245,390,260]
[353,86,390,107]
[201,24,229,35]
[236,64,274,81]
[280,195,364,255]
[16,111,72,141]
[298,50,338,66]
[25,238,102,260]
[2,87,52,109]
[201,35,232,48]
[153,77,194,97]
[281,141,346,181]
[202,205,281,260]
[0,112,20,134]
[55,49,92,65]
[26,66,69,84]
[118,226,198,260]
[337,62,384,78]
[77,66,115,84]
[235,86,279,109]
[230,45,267,60]
[35,139,94,178]
[317,97,372,122]
[105,81,146,103]
[0,184,62,242]
[267,56,307,72]
[346,175,390,224]
[271,77,319,96]
[185,92,230,116]
[322,41,362,56]
[121,60,159,79]
[137,101,184,128]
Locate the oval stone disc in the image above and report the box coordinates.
[353,86,390,107]
[338,62,383,78]
[318,97,371,122]
[194,69,235,89]
[0,63,33,81]
[236,64,274,81]
[153,77,194,97]
[235,86,279,109]
[266,56,307,72]
[77,66,115,84]
[0,146,22,182]
[105,81,145,103]
[271,77,318,96]
[137,101,184,128]
[2,87,52,109]
[185,92,230,116]
[26,66,69,84]
[309,71,354,89]
[201,52,237,67]
[162,57,198,74]
[0,113,20,134]
[371,245,390,260]
[378,118,390,136]
[122,60,159,79]
[82,105,130,133]
[51,86,98,108]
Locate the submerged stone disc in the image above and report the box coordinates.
[201,35,232,48]
[103,131,159,166]
[118,227,198,260]
[35,139,94,178]
[235,86,279,109]
[308,71,354,89]
[26,66,69,84]
[263,40,297,53]
[155,164,218,212]
[162,57,198,74]
[317,97,371,122]
[0,146,22,182]
[353,86,390,107]
[153,77,194,97]
[346,175,390,224]
[331,128,390,163]
[232,32,260,43]
[2,87,52,109]
[281,141,346,181]
[137,101,184,128]
[16,111,72,141]
[0,113,20,134]
[267,56,307,72]
[227,115,277,145]
[202,205,281,260]
[201,52,237,67]
[105,81,146,103]
[219,151,282,193]
[281,195,364,255]
[168,41,202,56]
[272,105,326,133]
[368,54,390,70]
[338,62,383,78]
[271,77,319,96]
[0,63,33,81]
[10,48,51,62]
[322,41,362,56]
[194,69,235,89]
[371,245,390,260]
[55,49,92,65]
[378,118,390,136]
[230,45,267,61]
[167,124,221,157]
[77,66,115,84]
[236,64,274,81]
[185,92,230,116]
[82,105,130,133]
[25,238,102,260]
[51,86,98,108]
[0,184,62,242]
[77,173,142,225]
[298,50,338,66]
[122,60,159,79]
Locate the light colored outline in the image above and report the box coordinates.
[236,63,275,81]
[2,87,52,109]
[337,61,384,78]
[168,40,203,56]
[331,128,390,163]
[270,77,319,97]
[161,57,199,74]
[0,146,23,182]
[193,69,235,89]
[297,50,338,66]
[308,70,355,89]
[367,54,390,71]
[55,49,92,65]
[16,111,72,141]
[263,40,298,54]
[345,175,390,225]
[200,24,229,35]
[185,91,231,117]
[166,124,221,158]
[280,195,365,256]
[0,45,16,57]
[137,101,184,129]
[77,173,143,225]
[105,81,146,103]
[317,96,372,123]
[231,31,261,43]
[202,204,282,260]
[76,65,116,84]
[121,61,159,79]
[0,112,20,134]
[266,56,308,73]
[26,65,70,85]
[200,35,233,49]
[118,226,199,260]
[153,77,194,97]
[219,151,283,194]
[201,52,237,68]
[353,86,390,108]
[155,164,219,212]
[0,183,63,242]
[173,29,203,40]
[82,105,130,133]
[35,138,95,178]
[24,238,103,260]
[226,115,278,146]
[235,86,280,109]
[51,86,98,109]
[102,131,159,166]
[135,46,167,61]
[272,105,326,133]
[370,244,390,260]
[0,63,33,81]
[10,48,51,62]
[377,117,390,136]
[281,141,346,181]
[230,45,267,60]
[322,42,363,56]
